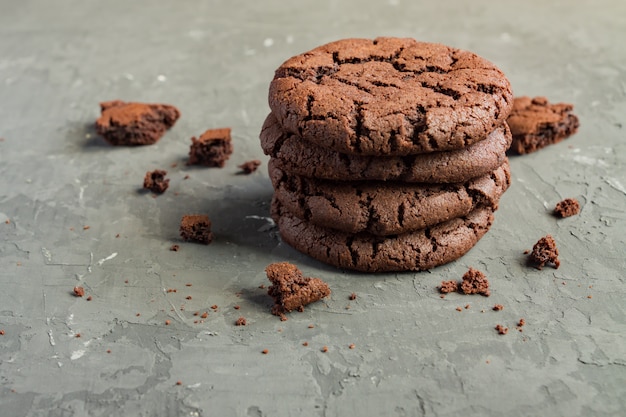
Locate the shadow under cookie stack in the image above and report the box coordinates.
[261,38,514,272]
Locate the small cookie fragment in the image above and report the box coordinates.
[495,324,508,335]
[266,262,331,318]
[235,317,247,326]
[493,304,504,311]
[554,198,580,218]
[143,170,169,194]
[460,268,490,296]
[507,96,579,154]
[238,159,262,174]
[188,128,233,167]
[439,280,459,294]
[95,100,180,146]
[179,214,213,244]
[528,235,560,270]
[73,286,85,297]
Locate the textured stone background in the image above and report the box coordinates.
[1,0,625,416]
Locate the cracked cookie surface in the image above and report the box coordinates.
[271,199,495,273]
[269,37,513,156]
[261,112,511,183]
[270,158,510,236]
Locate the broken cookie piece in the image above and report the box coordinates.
[460,267,490,296]
[96,100,180,146]
[439,280,459,294]
[187,128,233,167]
[528,235,560,269]
[554,198,580,218]
[143,169,169,194]
[238,159,262,174]
[179,214,213,244]
[266,262,330,319]
[507,96,579,154]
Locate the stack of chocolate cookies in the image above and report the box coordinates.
[261,38,514,272]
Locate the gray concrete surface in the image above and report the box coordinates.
[1,0,625,416]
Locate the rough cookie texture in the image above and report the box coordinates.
[507,96,579,154]
[266,262,331,316]
[460,267,490,296]
[554,198,580,218]
[188,128,233,167]
[96,100,180,146]
[143,170,169,194]
[270,158,510,236]
[269,37,513,156]
[261,112,512,184]
[179,214,213,244]
[439,280,459,294]
[271,199,494,273]
[529,235,560,269]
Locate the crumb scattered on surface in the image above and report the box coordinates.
[349,344,355,349]
[86,296,92,301]
[83,225,90,230]
[308,324,315,329]
[179,214,213,244]
[211,305,218,310]
[266,262,331,318]
[165,320,171,326]
[234,305,240,310]
[349,292,357,300]
[456,306,462,312]
[176,381,182,386]
[493,304,504,311]
[321,346,328,353]
[143,169,169,194]
[200,312,208,319]
[238,159,262,174]
[187,128,233,167]
[495,324,508,335]
[528,235,560,269]
[73,286,85,297]
[518,318,526,327]
[106,349,111,354]
[170,244,180,252]
[0,330,5,335]
[460,268,490,296]
[554,198,580,218]
[465,304,471,309]
[262,349,269,354]
[302,342,309,346]
[75,333,81,338]
[439,280,459,294]
[235,317,247,326]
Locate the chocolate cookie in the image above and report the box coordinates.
[507,96,579,154]
[271,199,495,273]
[96,100,180,146]
[270,158,510,236]
[261,112,511,183]
[269,37,513,156]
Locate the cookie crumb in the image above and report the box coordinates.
[115,233,120,238]
[185,283,192,287]
[518,318,526,327]
[460,268,490,296]
[308,324,315,329]
[528,235,560,269]
[456,306,463,312]
[165,320,171,326]
[238,159,262,174]
[211,305,218,310]
[465,304,471,309]
[0,330,5,335]
[439,280,459,294]
[349,292,357,300]
[170,244,180,252]
[75,333,81,338]
[200,312,208,319]
[180,214,213,244]
[83,225,90,230]
[143,170,169,194]
[234,305,240,310]
[321,346,328,353]
[554,198,580,218]
[493,304,504,311]
[495,324,508,335]
[262,349,269,354]
[235,317,247,326]
[587,295,592,299]
[136,313,141,317]
[73,286,85,297]
[176,381,182,386]
[187,128,233,167]
[349,344,355,349]
[106,349,111,354]
[266,262,331,318]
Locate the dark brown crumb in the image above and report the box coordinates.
[106,349,111,354]
[518,318,526,327]
[349,292,357,300]
[200,312,208,319]
[262,349,269,354]
[528,235,560,269]
[165,320,171,325]
[235,317,247,326]
[75,333,81,338]
[187,128,233,167]
[456,307,463,312]
[170,244,180,252]
[176,381,182,386]
[321,346,328,353]
[465,304,471,309]
[166,288,177,293]
[493,304,504,311]
[439,280,459,294]
[302,342,309,346]
[349,344,355,349]
[460,268,490,296]
[183,175,190,180]
[186,283,192,287]
[0,330,5,335]
[238,159,262,174]
[143,170,169,194]
[258,284,265,289]
[136,313,141,317]
[308,324,315,329]
[4,219,9,224]
[179,214,213,244]
[73,286,85,297]
[83,225,90,230]
[86,296,92,301]
[554,198,580,218]
[115,233,120,238]
[587,295,592,299]
[266,262,331,318]
[211,305,218,310]
[495,324,508,335]
[234,305,240,310]
[185,296,192,300]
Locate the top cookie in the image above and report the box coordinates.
[269,37,513,156]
